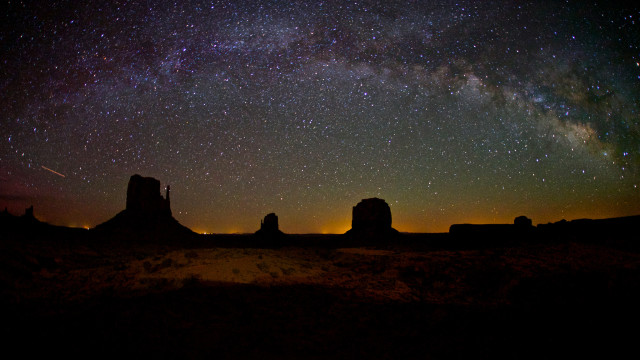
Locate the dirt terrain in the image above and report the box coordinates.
[1,230,639,359]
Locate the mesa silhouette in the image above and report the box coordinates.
[1,174,638,249]
[2,176,639,359]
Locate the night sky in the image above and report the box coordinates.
[1,0,639,233]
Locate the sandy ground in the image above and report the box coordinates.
[2,234,640,359]
[8,239,640,305]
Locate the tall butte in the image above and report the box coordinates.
[345,198,399,240]
[125,175,171,217]
[93,174,193,239]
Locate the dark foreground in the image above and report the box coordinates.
[1,226,639,359]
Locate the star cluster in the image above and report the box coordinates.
[2,0,639,233]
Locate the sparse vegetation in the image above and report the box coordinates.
[2,227,639,359]
[143,261,152,273]
[256,261,269,272]
[182,274,201,287]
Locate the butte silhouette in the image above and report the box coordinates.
[345,198,399,240]
[93,174,194,238]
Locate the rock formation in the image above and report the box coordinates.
[0,205,52,232]
[21,205,39,224]
[537,215,639,243]
[94,174,193,238]
[514,215,532,227]
[126,174,171,216]
[346,198,398,239]
[260,213,279,233]
[255,212,284,239]
[351,198,392,231]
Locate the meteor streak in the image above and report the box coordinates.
[41,166,66,178]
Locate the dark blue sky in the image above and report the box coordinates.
[1,0,639,233]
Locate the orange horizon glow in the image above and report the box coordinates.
[3,201,636,235]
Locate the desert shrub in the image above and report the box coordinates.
[256,262,269,272]
[142,258,173,273]
[139,277,170,291]
[159,258,173,269]
[143,261,152,273]
[370,258,389,275]
[399,266,428,285]
[182,274,201,287]
[464,263,517,302]
[315,249,332,260]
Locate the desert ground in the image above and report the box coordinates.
[1,229,639,359]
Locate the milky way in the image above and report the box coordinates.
[2,0,639,233]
